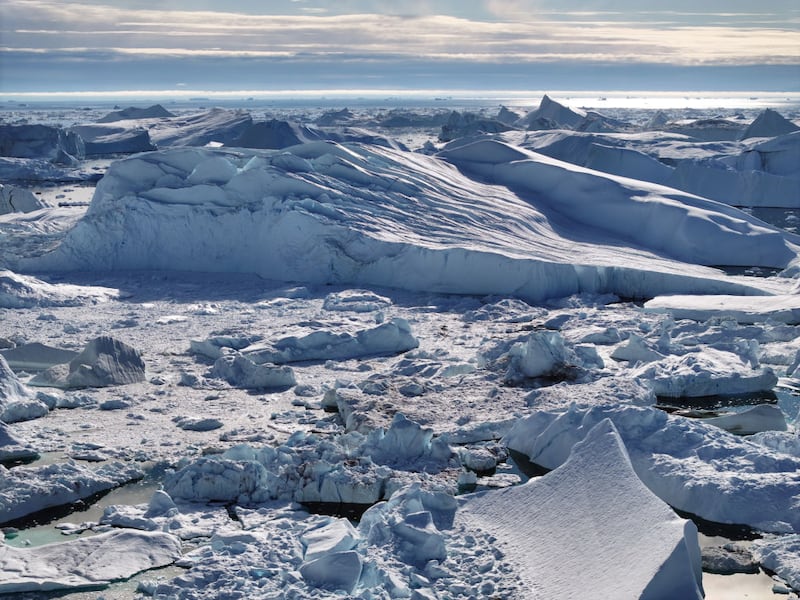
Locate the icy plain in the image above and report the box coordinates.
[0,94,799,599]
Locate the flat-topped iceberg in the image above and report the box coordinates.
[28,141,798,302]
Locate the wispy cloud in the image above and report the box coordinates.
[3,0,797,65]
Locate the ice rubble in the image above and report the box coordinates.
[28,140,798,301]
[147,419,703,598]
[752,535,800,591]
[504,404,800,532]
[0,529,181,594]
[29,335,145,389]
[164,413,453,507]
[0,460,143,524]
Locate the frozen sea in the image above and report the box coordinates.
[1,91,799,599]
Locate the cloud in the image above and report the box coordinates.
[1,0,798,94]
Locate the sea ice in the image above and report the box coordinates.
[704,404,787,435]
[0,529,181,593]
[0,460,143,524]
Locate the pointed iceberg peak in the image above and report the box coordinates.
[741,108,800,139]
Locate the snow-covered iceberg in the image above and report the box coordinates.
[28,141,797,301]
[504,404,800,532]
[458,419,703,599]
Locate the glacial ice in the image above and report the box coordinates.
[28,140,798,302]
[504,404,800,532]
[459,419,703,599]
[29,335,145,389]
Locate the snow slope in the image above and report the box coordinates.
[29,141,798,301]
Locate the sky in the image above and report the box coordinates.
[1,0,799,95]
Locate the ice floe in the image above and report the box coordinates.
[0,529,181,594]
[0,460,143,524]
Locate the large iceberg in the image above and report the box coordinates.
[504,404,800,532]
[457,419,703,599]
[28,141,797,302]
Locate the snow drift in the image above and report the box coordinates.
[29,141,797,302]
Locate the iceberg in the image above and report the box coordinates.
[457,420,703,599]
[504,404,800,532]
[30,335,145,389]
[28,142,797,302]
[0,354,48,423]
